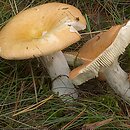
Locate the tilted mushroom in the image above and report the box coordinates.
[0,3,86,101]
[68,21,130,103]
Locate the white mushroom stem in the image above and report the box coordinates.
[40,51,78,101]
[64,52,83,67]
[103,59,130,103]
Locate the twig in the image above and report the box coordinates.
[80,30,107,36]
[29,61,38,103]
[60,108,86,130]
[13,95,53,116]
[82,118,113,130]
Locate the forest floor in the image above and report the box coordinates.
[0,0,130,130]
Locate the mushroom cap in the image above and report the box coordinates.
[69,21,130,85]
[0,3,86,60]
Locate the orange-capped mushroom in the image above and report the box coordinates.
[68,21,130,103]
[0,3,87,101]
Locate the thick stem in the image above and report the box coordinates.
[103,59,130,103]
[40,51,78,101]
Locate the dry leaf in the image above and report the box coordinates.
[82,118,113,130]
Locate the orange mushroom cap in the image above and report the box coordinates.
[0,3,86,60]
[69,24,128,84]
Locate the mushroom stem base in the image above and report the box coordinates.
[104,59,130,103]
[40,51,78,101]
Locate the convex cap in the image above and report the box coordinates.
[0,3,86,59]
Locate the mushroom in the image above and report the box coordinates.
[68,21,130,103]
[0,3,86,101]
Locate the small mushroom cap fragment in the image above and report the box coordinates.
[69,21,130,85]
[0,3,86,60]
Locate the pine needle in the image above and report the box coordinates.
[13,95,53,116]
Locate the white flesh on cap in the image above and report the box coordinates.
[65,20,86,33]
[40,51,78,102]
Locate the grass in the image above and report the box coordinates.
[0,0,130,129]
